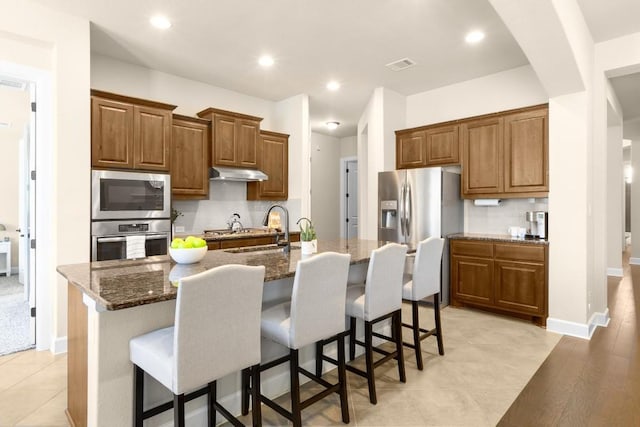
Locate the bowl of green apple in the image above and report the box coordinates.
[169,236,208,264]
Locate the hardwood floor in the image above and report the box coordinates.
[499,248,640,426]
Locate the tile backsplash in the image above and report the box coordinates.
[172,181,301,233]
[465,198,548,235]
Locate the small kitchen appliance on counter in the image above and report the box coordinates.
[525,211,548,240]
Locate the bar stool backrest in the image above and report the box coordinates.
[174,264,265,394]
[364,243,408,320]
[410,237,444,301]
[289,252,351,349]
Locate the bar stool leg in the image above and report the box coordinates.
[174,393,186,427]
[250,364,262,427]
[290,349,302,427]
[364,320,377,404]
[412,301,424,370]
[241,368,250,416]
[349,317,357,361]
[337,333,350,424]
[434,294,445,355]
[315,340,324,377]
[394,310,406,383]
[208,381,216,427]
[133,365,144,427]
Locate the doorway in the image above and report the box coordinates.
[0,76,36,355]
[340,157,358,239]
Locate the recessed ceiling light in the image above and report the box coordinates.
[326,81,340,91]
[465,30,485,44]
[150,15,171,30]
[326,121,340,130]
[258,55,274,67]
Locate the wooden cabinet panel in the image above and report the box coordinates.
[91,90,176,172]
[134,106,171,171]
[450,240,494,258]
[207,241,221,250]
[504,108,548,193]
[237,120,259,168]
[451,255,494,305]
[396,131,426,169]
[495,260,545,315]
[91,97,134,169]
[461,117,503,195]
[425,125,459,165]
[171,115,210,199]
[494,243,545,263]
[247,131,289,200]
[198,108,263,169]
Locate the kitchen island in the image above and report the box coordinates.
[57,239,388,427]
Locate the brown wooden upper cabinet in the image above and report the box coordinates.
[247,130,289,200]
[197,108,263,169]
[396,123,460,169]
[91,90,176,171]
[461,104,548,199]
[171,115,210,199]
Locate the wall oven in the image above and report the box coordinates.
[92,170,171,221]
[91,219,171,262]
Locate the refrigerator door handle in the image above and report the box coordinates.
[399,183,406,236]
[406,183,412,238]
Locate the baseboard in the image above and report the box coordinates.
[51,336,67,354]
[547,309,610,340]
[629,257,640,265]
[607,267,623,277]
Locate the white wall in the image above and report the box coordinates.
[406,65,547,127]
[340,136,357,158]
[0,0,91,351]
[465,198,549,235]
[310,132,341,239]
[606,115,623,276]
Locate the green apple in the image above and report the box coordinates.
[185,236,198,245]
[171,238,184,249]
[193,238,207,248]
[183,241,194,249]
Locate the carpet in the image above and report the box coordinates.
[0,276,33,356]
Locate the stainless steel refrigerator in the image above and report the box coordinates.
[378,167,463,306]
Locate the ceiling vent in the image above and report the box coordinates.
[385,58,416,72]
[0,122,11,129]
[0,78,27,90]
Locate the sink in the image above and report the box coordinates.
[204,228,270,237]
[224,244,301,254]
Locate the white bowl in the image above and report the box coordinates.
[169,246,207,264]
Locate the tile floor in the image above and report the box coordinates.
[0,303,561,426]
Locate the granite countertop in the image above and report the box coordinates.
[176,228,300,242]
[448,232,549,246]
[57,239,387,311]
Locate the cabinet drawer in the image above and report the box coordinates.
[495,244,545,263]
[451,240,493,258]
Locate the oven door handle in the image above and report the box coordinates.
[97,234,168,243]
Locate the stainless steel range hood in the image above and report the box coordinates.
[209,166,268,182]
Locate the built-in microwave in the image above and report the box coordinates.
[91,170,171,221]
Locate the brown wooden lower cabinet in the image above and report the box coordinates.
[206,232,300,251]
[450,239,548,326]
[67,285,88,427]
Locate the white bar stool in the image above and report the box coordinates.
[402,237,445,370]
[129,264,265,427]
[318,243,408,405]
[245,252,351,427]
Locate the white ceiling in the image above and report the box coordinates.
[577,0,640,42]
[34,0,530,137]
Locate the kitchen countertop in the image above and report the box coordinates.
[176,228,300,242]
[57,239,387,311]
[448,232,549,245]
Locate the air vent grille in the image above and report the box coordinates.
[385,58,417,71]
[0,78,26,90]
[0,122,11,128]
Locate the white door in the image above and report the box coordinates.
[345,160,358,239]
[26,83,36,344]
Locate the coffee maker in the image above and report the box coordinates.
[525,211,548,240]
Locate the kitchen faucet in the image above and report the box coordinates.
[262,204,290,253]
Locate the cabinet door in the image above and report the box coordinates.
[212,115,237,167]
[451,255,494,306]
[504,108,548,193]
[425,124,459,166]
[248,132,288,200]
[461,117,503,196]
[237,119,259,168]
[134,106,171,171]
[171,118,210,199]
[91,97,134,169]
[396,131,426,169]
[494,260,545,315]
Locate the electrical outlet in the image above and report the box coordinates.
[175,226,185,233]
